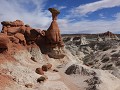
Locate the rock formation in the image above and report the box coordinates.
[1,10,120,90]
[46,8,64,48]
[35,68,44,75]
[45,8,65,59]
[0,33,10,52]
[99,31,119,41]
[80,35,89,45]
[97,35,103,42]
[1,20,44,45]
[0,8,65,59]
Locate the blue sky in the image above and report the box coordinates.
[0,0,120,34]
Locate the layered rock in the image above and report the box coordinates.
[97,35,103,42]
[99,31,119,41]
[46,8,65,59]
[0,33,10,52]
[46,8,64,48]
[0,8,65,60]
[1,20,24,27]
[1,20,43,45]
[80,35,89,45]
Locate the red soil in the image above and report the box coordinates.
[0,74,13,90]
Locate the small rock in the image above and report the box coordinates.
[25,83,33,88]
[35,68,44,75]
[37,76,46,83]
[53,69,59,72]
[13,77,17,81]
[31,57,37,62]
[42,65,48,72]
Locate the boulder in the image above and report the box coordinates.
[14,33,26,45]
[37,76,46,83]
[19,25,26,34]
[1,21,12,26]
[0,34,10,52]
[7,27,20,35]
[1,26,8,34]
[1,20,24,27]
[9,36,19,44]
[42,65,48,72]
[12,20,24,26]
[35,68,44,75]
[25,28,40,42]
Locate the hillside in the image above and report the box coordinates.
[0,8,120,90]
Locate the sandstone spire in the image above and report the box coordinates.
[46,8,64,48]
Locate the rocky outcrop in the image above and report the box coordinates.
[14,33,26,46]
[97,35,103,42]
[45,8,65,59]
[0,33,10,52]
[1,20,43,46]
[0,8,65,59]
[46,8,64,48]
[99,31,119,41]
[80,35,89,45]
[65,64,95,76]
[1,20,24,27]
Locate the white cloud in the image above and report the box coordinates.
[99,13,106,18]
[0,0,51,30]
[0,0,120,34]
[58,6,67,10]
[71,0,120,16]
[50,4,67,10]
[58,13,120,34]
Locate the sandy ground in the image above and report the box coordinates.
[39,69,81,90]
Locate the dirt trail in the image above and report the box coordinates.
[43,69,81,90]
[58,70,81,90]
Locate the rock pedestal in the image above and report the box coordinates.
[46,8,65,59]
[46,8,64,48]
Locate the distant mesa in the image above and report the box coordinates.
[99,31,119,41]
